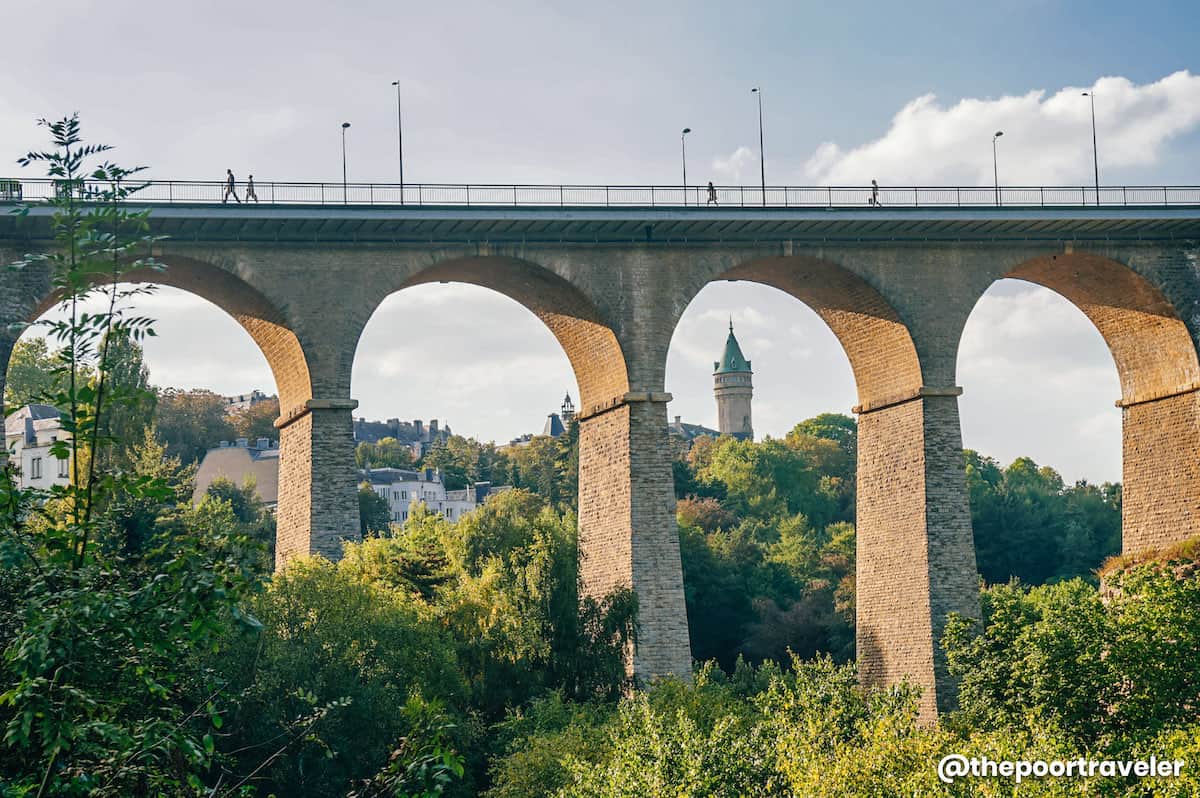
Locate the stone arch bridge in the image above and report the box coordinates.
[3,197,1199,720]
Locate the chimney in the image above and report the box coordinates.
[256,438,270,450]
[674,415,681,426]
[429,419,439,437]
[236,438,249,448]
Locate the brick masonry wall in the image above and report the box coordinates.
[856,398,936,717]
[275,411,314,569]
[276,406,361,569]
[856,395,979,722]
[578,400,691,682]
[1123,391,1200,552]
[921,394,982,715]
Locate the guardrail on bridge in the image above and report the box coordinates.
[2,178,1198,209]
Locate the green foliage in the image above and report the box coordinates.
[0,115,271,796]
[0,514,265,795]
[200,476,276,567]
[210,558,468,796]
[90,328,155,473]
[209,488,636,795]
[671,421,858,671]
[965,450,1121,585]
[154,387,236,464]
[506,423,578,511]
[360,481,394,537]
[101,427,195,555]
[485,694,615,798]
[358,436,417,469]
[421,435,514,493]
[227,395,279,443]
[385,490,635,714]
[945,555,1200,748]
[3,337,80,409]
[348,698,467,798]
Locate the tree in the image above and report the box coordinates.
[211,559,467,797]
[357,436,416,469]
[788,412,857,461]
[945,550,1200,746]
[506,428,576,510]
[228,395,279,443]
[201,475,277,567]
[419,434,514,491]
[103,427,195,555]
[0,114,266,795]
[155,387,236,464]
[359,482,393,537]
[965,450,1121,585]
[93,328,156,471]
[3,336,74,408]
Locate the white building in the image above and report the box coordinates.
[362,467,509,524]
[3,404,72,490]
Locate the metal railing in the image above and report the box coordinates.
[1,178,1198,209]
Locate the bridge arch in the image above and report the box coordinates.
[696,256,924,407]
[377,256,630,413]
[1,252,330,569]
[959,251,1200,555]
[26,256,313,411]
[349,254,691,683]
[666,254,977,721]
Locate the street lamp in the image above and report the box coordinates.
[681,127,691,206]
[992,130,1003,206]
[392,80,405,203]
[751,87,765,206]
[1082,91,1100,205]
[341,122,351,205]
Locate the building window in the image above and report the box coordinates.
[30,458,42,479]
[57,458,69,478]
[402,511,408,521]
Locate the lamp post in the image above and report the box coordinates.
[392,80,405,203]
[1082,91,1100,205]
[751,87,765,206]
[992,130,1003,206]
[680,127,692,205]
[341,122,351,205]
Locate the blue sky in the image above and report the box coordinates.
[3,0,1198,483]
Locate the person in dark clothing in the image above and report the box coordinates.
[869,179,880,206]
[707,181,719,206]
[223,169,241,204]
[246,174,258,203]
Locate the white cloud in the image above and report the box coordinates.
[803,71,1200,185]
[957,281,1121,483]
[711,146,756,183]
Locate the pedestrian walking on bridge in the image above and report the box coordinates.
[707,181,719,206]
[246,174,259,203]
[223,169,241,204]
[869,179,880,207]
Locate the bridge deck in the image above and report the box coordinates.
[2,202,1199,244]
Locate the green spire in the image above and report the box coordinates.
[714,319,752,374]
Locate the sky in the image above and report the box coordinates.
[3,0,1198,483]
